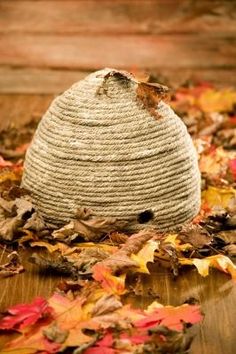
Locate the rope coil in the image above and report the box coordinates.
[22,68,201,231]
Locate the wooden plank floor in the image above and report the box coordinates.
[0,94,236,354]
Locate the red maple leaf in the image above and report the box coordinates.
[134,304,203,331]
[0,297,54,331]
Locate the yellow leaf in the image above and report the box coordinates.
[200,154,220,176]
[82,288,107,318]
[164,234,178,244]
[198,88,236,113]
[30,241,77,255]
[211,255,236,281]
[163,234,193,251]
[130,240,159,274]
[202,186,236,209]
[0,169,21,184]
[179,255,236,281]
[30,241,117,256]
[92,264,126,295]
[180,257,211,277]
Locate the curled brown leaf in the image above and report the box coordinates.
[91,294,122,317]
[93,229,160,273]
[0,196,34,241]
[0,251,24,278]
[136,82,169,119]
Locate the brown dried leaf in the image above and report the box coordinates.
[0,217,22,241]
[145,326,193,354]
[136,82,169,119]
[57,279,86,293]
[97,69,169,120]
[94,229,159,273]
[0,198,15,214]
[108,232,129,245]
[53,208,128,242]
[118,229,159,255]
[29,253,77,278]
[91,294,122,317]
[65,247,110,275]
[179,224,213,248]
[43,322,69,344]
[217,230,236,244]
[14,197,33,217]
[223,244,236,257]
[0,251,24,278]
[0,196,34,241]
[23,211,46,232]
[98,254,139,274]
[29,246,110,278]
[160,243,180,277]
[226,214,236,228]
[96,70,133,96]
[2,186,29,201]
[73,218,126,241]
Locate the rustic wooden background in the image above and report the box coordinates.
[0,0,236,95]
[0,1,236,353]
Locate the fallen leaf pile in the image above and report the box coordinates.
[0,281,203,354]
[0,82,236,353]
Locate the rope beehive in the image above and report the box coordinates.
[22,68,201,231]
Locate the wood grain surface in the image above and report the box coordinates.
[0,67,235,95]
[0,33,235,70]
[0,0,235,34]
[0,0,235,90]
[0,94,53,131]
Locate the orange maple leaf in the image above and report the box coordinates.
[92,264,126,295]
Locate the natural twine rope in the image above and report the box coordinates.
[22,68,201,231]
